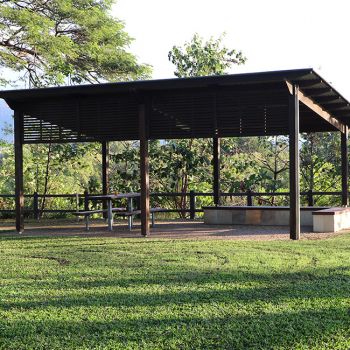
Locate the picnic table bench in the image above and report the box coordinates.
[73,206,164,231]
[114,207,164,229]
[72,207,125,231]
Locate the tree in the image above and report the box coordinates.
[0,137,101,216]
[252,136,289,205]
[300,132,341,206]
[150,139,212,217]
[0,0,151,216]
[166,34,247,213]
[0,0,151,87]
[168,33,246,78]
[109,140,213,218]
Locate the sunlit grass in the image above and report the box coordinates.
[0,232,349,349]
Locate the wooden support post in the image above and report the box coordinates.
[289,84,300,240]
[341,127,349,206]
[213,136,221,206]
[102,141,109,218]
[14,110,24,233]
[139,104,150,236]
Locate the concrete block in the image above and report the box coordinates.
[300,211,313,226]
[313,209,350,232]
[203,209,217,224]
[245,210,261,225]
[217,209,233,224]
[313,215,335,232]
[204,206,350,233]
[261,210,275,225]
[232,210,246,224]
[271,210,289,225]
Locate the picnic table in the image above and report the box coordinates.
[88,193,140,231]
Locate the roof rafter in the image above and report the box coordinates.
[286,80,347,133]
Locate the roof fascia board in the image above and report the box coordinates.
[0,68,314,102]
[285,80,347,133]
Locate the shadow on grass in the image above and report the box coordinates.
[1,268,350,348]
[0,306,349,349]
[2,267,350,310]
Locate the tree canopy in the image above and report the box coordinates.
[0,0,151,87]
[168,33,247,78]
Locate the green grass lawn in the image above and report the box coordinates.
[0,233,349,350]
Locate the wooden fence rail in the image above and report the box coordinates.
[0,190,345,219]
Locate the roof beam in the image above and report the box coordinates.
[286,81,346,133]
[314,96,341,103]
[322,102,350,108]
[302,88,331,96]
[298,79,322,88]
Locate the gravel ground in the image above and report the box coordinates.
[0,219,348,240]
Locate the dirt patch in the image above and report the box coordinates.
[29,255,70,266]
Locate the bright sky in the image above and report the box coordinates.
[115,0,350,98]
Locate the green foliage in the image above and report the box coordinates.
[108,140,213,213]
[0,129,346,215]
[26,143,100,192]
[109,141,140,193]
[0,141,101,213]
[151,139,213,212]
[0,233,350,349]
[0,0,151,87]
[151,140,211,191]
[166,34,247,211]
[300,133,342,206]
[168,33,246,78]
[0,0,152,214]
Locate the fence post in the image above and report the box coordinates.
[75,193,80,221]
[189,190,196,219]
[75,193,79,211]
[33,192,39,220]
[84,190,89,211]
[307,189,314,207]
[247,189,253,206]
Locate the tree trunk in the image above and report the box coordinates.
[40,143,52,218]
[272,136,278,205]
